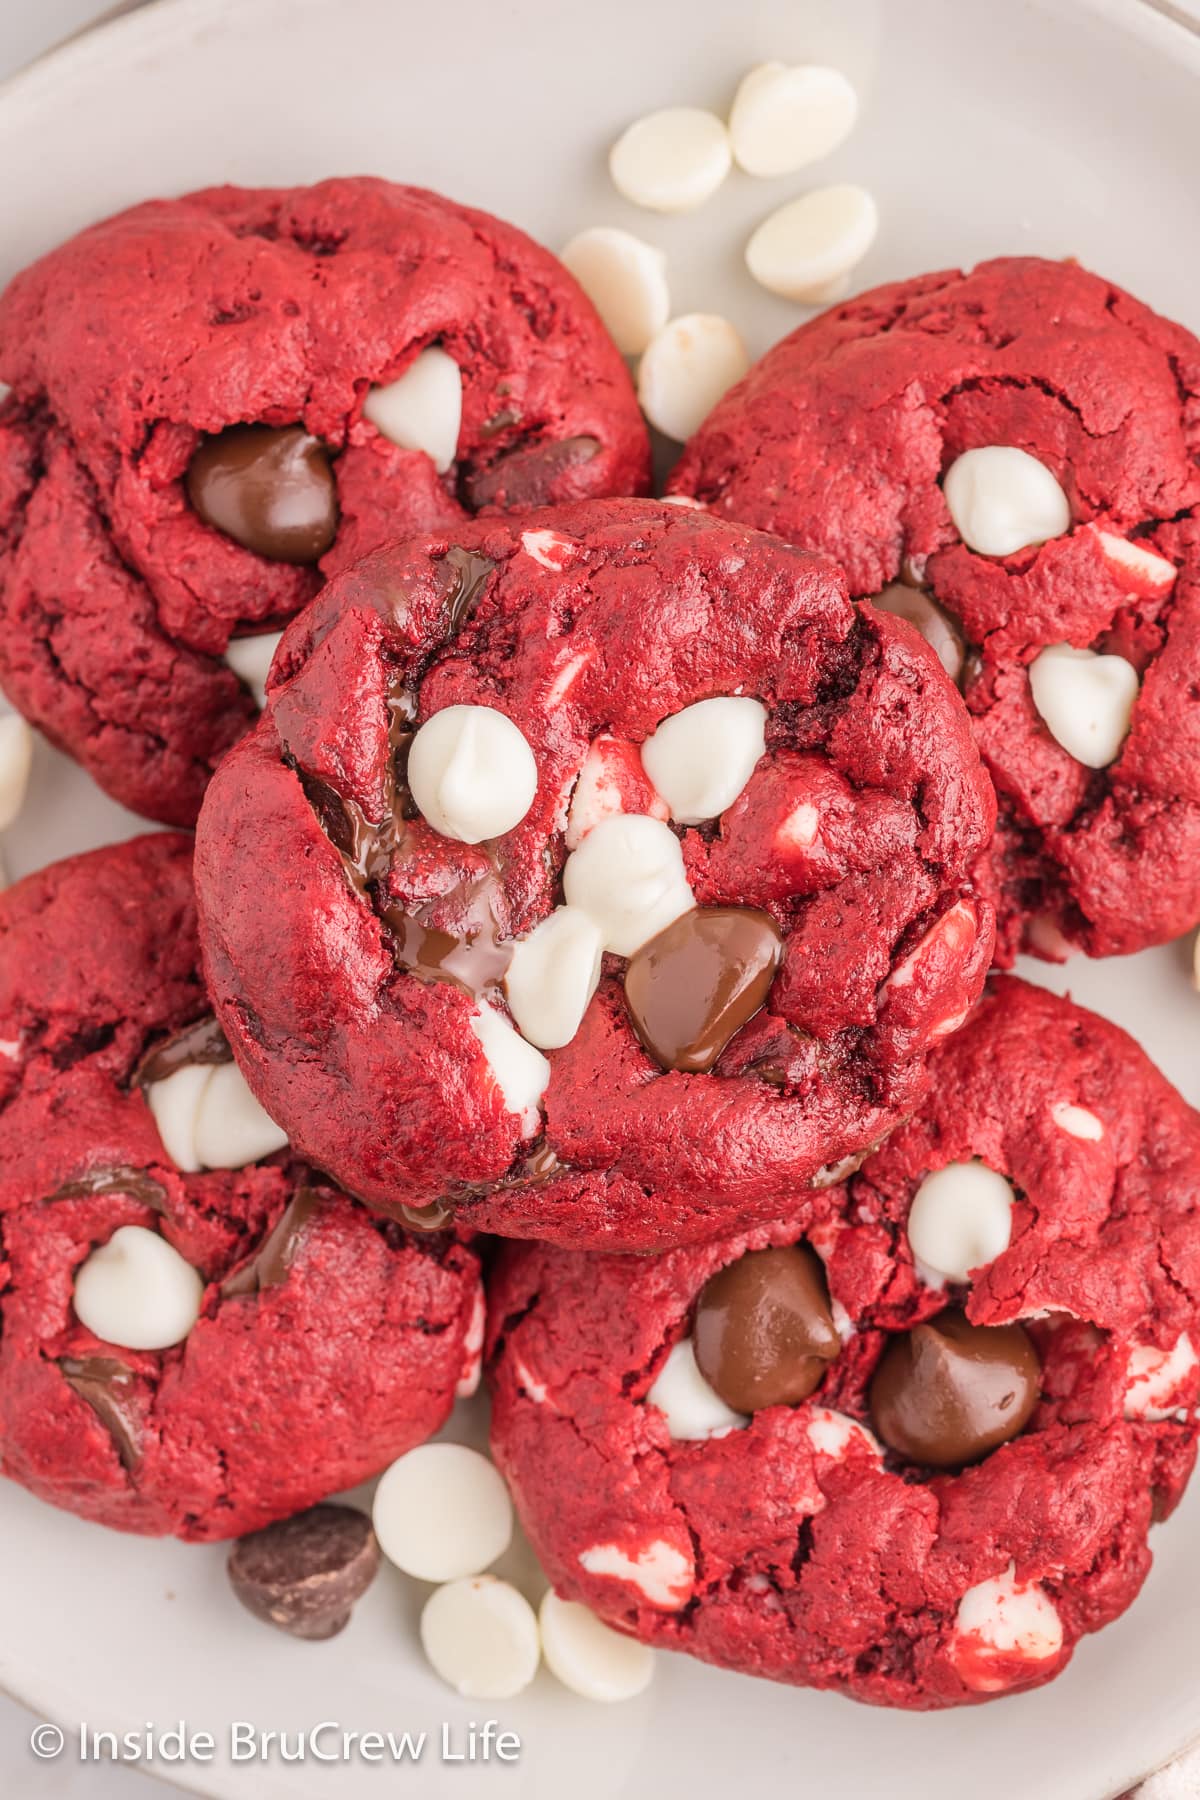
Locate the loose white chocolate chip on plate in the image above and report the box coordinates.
[641,696,766,824]
[906,1160,1016,1286]
[609,107,732,213]
[560,227,670,356]
[372,1443,513,1582]
[1029,644,1139,769]
[942,446,1071,557]
[562,813,695,956]
[645,1339,748,1440]
[637,314,749,443]
[420,1576,540,1700]
[407,704,538,844]
[224,630,284,709]
[505,906,604,1050]
[0,713,34,831]
[729,63,859,177]
[469,1003,551,1134]
[73,1225,204,1352]
[363,346,463,473]
[539,1590,656,1702]
[745,184,878,302]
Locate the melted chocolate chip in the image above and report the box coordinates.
[872,584,967,689]
[694,1244,841,1413]
[47,1165,168,1211]
[442,547,498,633]
[222,1187,321,1298]
[137,1015,232,1087]
[227,1504,380,1640]
[461,435,600,511]
[400,1199,455,1233]
[186,425,338,564]
[59,1356,141,1470]
[869,1308,1041,1469]
[624,907,783,1073]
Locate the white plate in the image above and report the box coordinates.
[2,0,1200,1794]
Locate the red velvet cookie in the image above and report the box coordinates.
[0,835,483,1540]
[487,977,1200,1708]
[195,498,995,1250]
[0,178,649,825]
[669,257,1200,961]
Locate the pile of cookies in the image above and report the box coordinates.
[1,164,1199,1713]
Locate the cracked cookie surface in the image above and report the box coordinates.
[195,497,995,1250]
[669,257,1200,960]
[0,834,482,1540]
[0,177,649,824]
[486,977,1200,1708]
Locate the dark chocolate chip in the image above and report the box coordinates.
[461,435,601,511]
[624,906,783,1073]
[186,425,337,564]
[137,1014,233,1087]
[47,1165,168,1212]
[222,1187,321,1298]
[59,1355,141,1470]
[227,1504,380,1640]
[869,1308,1041,1469]
[442,547,498,633]
[871,584,967,689]
[694,1244,841,1413]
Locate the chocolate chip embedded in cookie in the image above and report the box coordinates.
[0,178,649,825]
[228,1504,380,1640]
[195,497,997,1250]
[693,1244,840,1411]
[669,256,1200,960]
[869,1310,1040,1467]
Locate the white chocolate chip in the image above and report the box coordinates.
[906,1160,1016,1286]
[942,447,1071,557]
[1050,1100,1104,1142]
[1029,644,1138,770]
[951,1563,1064,1692]
[146,1063,212,1172]
[645,1339,748,1440]
[363,347,462,473]
[0,713,34,830]
[456,1287,486,1399]
[539,1591,656,1702]
[408,704,538,844]
[609,108,731,213]
[578,1538,694,1610]
[806,1407,883,1464]
[640,696,766,824]
[562,814,694,957]
[469,1003,550,1135]
[504,906,604,1050]
[560,227,670,356]
[193,1060,289,1170]
[745,185,878,302]
[373,1443,513,1581]
[1125,1333,1198,1420]
[420,1576,540,1700]
[637,314,749,442]
[521,528,579,574]
[1091,527,1177,598]
[729,62,858,177]
[73,1225,204,1352]
[223,630,284,709]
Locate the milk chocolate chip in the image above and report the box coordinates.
[694,1244,841,1413]
[624,906,783,1073]
[186,425,337,564]
[869,1308,1041,1468]
[59,1355,141,1471]
[872,584,967,688]
[227,1504,380,1640]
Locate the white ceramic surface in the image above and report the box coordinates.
[1,0,1200,1795]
